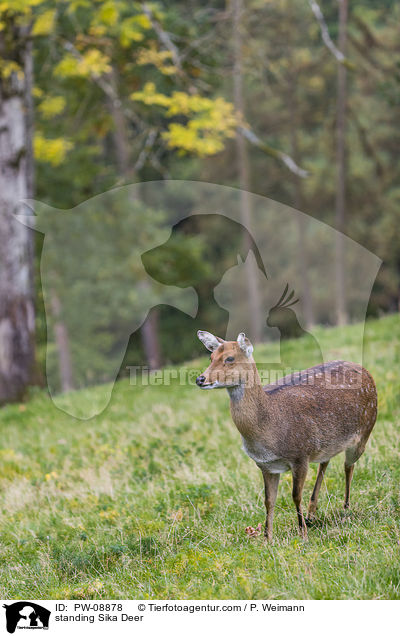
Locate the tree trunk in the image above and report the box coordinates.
[296,213,314,329]
[107,65,161,369]
[141,309,161,371]
[0,24,35,404]
[232,0,263,343]
[50,292,74,392]
[108,66,133,181]
[335,0,348,326]
[289,73,315,329]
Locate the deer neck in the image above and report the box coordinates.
[227,361,266,438]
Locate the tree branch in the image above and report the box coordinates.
[142,3,184,75]
[308,0,354,69]
[133,128,158,172]
[239,126,309,178]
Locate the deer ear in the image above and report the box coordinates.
[197,330,224,352]
[237,332,254,357]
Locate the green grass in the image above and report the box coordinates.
[0,314,399,599]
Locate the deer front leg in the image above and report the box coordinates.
[292,461,309,539]
[307,460,329,520]
[261,469,280,543]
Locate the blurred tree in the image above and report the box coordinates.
[202,0,399,318]
[232,0,262,343]
[0,2,37,403]
[335,0,349,326]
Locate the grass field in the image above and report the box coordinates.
[1,315,399,600]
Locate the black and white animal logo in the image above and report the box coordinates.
[3,602,50,634]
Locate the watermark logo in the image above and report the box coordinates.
[16,181,381,419]
[2,602,50,633]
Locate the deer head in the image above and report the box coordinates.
[196,331,255,389]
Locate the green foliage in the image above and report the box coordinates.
[0,315,399,599]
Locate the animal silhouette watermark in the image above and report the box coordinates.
[3,602,50,634]
[267,284,322,368]
[16,181,381,418]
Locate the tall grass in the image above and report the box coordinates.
[0,315,399,599]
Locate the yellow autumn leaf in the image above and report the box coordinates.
[54,54,80,77]
[38,95,66,118]
[1,0,41,12]
[54,50,111,78]
[163,121,229,157]
[132,83,238,157]
[137,46,177,75]
[99,0,118,26]
[89,23,107,37]
[119,14,151,47]
[133,14,151,29]
[34,132,73,166]
[32,9,56,36]
[131,82,171,107]
[79,49,111,76]
[0,59,23,80]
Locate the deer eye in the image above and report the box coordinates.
[225,356,235,363]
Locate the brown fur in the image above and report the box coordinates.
[197,336,377,541]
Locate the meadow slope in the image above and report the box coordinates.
[0,315,399,599]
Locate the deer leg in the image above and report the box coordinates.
[344,463,354,509]
[261,470,280,543]
[292,461,309,539]
[307,461,329,520]
[344,443,365,509]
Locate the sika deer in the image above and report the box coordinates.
[196,331,377,541]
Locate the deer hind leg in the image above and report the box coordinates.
[344,442,366,509]
[307,461,329,520]
[344,464,354,509]
[261,469,280,543]
[292,461,309,539]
